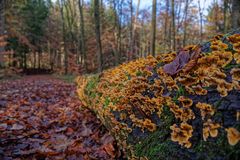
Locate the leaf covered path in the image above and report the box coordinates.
[0,76,118,160]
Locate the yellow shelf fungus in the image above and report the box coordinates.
[203,119,220,141]
[196,102,215,120]
[170,123,193,148]
[225,128,240,146]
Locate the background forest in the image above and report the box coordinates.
[0,0,240,75]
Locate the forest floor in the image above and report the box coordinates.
[0,75,118,160]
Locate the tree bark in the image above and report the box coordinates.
[224,0,228,33]
[78,0,87,70]
[183,0,188,46]
[117,0,123,63]
[94,0,103,72]
[164,0,170,51]
[198,0,203,43]
[60,0,68,74]
[151,0,157,56]
[171,0,176,50]
[232,0,240,29]
[129,0,133,61]
[0,0,5,67]
[34,52,36,69]
[111,0,119,65]
[132,0,140,58]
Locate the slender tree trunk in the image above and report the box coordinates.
[232,0,240,29]
[94,0,103,72]
[34,52,36,69]
[65,0,74,42]
[117,0,123,62]
[171,0,176,50]
[224,0,228,33]
[151,0,157,56]
[23,52,27,70]
[0,0,5,67]
[112,0,119,65]
[198,0,203,43]
[132,0,140,58]
[183,0,188,46]
[175,1,181,49]
[48,41,53,71]
[164,0,170,51]
[129,0,133,61]
[0,0,4,37]
[60,0,68,74]
[100,0,103,32]
[38,49,41,69]
[57,50,61,68]
[78,0,87,70]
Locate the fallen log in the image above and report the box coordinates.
[77,30,240,159]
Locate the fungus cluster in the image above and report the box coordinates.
[228,34,240,63]
[203,119,220,141]
[231,68,240,81]
[192,85,208,95]
[168,100,195,122]
[178,96,193,108]
[76,32,240,158]
[170,123,193,148]
[130,114,156,132]
[210,40,228,51]
[226,127,240,146]
[196,102,215,120]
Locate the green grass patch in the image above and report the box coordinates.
[54,74,77,83]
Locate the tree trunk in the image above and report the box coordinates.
[24,52,27,70]
[0,0,5,67]
[164,0,169,51]
[65,0,74,42]
[224,0,228,33]
[94,0,103,72]
[112,0,119,65]
[183,0,189,46]
[117,0,123,63]
[38,50,41,69]
[151,0,157,56]
[132,0,140,58]
[165,0,170,51]
[34,52,36,69]
[129,0,133,61]
[232,0,240,29]
[171,0,176,50]
[198,0,203,43]
[78,0,87,70]
[60,0,68,74]
[48,41,54,71]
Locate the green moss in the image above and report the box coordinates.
[223,63,240,70]
[136,70,143,76]
[135,137,174,160]
[134,106,176,160]
[173,86,186,103]
[103,96,111,108]
[193,131,240,160]
[54,74,77,83]
[85,75,99,99]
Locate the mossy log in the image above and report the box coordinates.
[77,30,240,160]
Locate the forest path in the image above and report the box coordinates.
[0,75,118,160]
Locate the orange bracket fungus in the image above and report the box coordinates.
[225,128,240,146]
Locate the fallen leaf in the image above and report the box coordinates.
[103,143,115,157]
[11,124,24,130]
